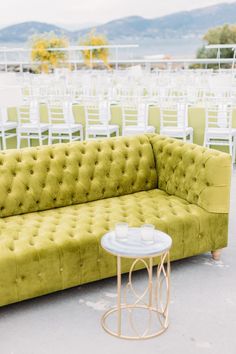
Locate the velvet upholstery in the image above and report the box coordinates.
[0,135,156,218]
[0,134,231,307]
[150,135,231,213]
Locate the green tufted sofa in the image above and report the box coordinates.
[0,134,231,307]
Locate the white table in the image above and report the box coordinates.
[101,227,172,340]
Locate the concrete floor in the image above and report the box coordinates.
[0,172,235,354]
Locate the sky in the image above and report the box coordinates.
[0,0,235,28]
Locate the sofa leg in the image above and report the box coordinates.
[211,249,221,261]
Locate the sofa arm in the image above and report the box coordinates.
[149,135,232,213]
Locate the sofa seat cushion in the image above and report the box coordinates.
[0,189,227,306]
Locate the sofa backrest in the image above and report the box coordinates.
[0,135,157,218]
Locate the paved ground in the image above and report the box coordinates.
[0,171,235,354]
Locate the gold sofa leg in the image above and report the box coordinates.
[211,249,222,261]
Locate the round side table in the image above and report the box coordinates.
[101,227,172,340]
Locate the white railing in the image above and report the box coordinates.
[1,58,236,73]
[1,43,236,72]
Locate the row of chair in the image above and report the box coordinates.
[20,69,236,107]
[0,99,235,163]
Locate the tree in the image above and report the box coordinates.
[197,24,236,61]
[80,30,110,69]
[31,33,69,73]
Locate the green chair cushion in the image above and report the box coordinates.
[0,188,227,307]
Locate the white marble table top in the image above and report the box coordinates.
[101,227,172,258]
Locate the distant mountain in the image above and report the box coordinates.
[1,2,236,43]
[75,2,236,40]
[0,21,69,43]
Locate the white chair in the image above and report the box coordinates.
[160,101,193,142]
[0,108,18,150]
[204,101,236,164]
[121,102,155,136]
[47,100,83,143]
[17,101,49,148]
[84,100,119,140]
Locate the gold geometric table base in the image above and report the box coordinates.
[101,252,170,340]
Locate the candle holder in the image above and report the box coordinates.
[141,224,155,244]
[115,222,129,241]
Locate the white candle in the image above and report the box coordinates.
[115,222,128,241]
[141,224,155,243]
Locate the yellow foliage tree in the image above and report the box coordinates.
[31,33,69,73]
[80,30,110,69]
